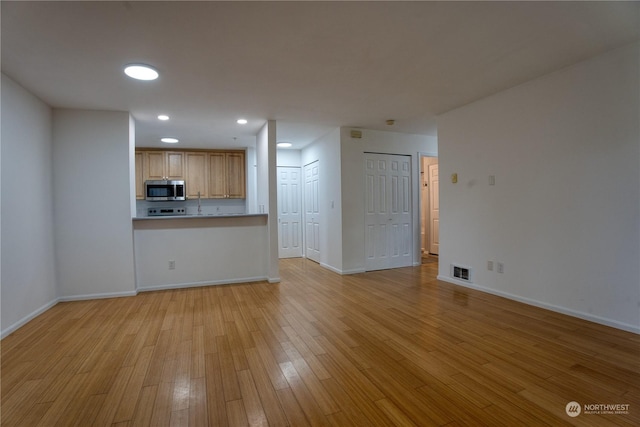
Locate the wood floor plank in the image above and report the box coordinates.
[279,360,330,426]
[131,385,158,426]
[275,387,311,427]
[93,365,135,425]
[112,345,155,423]
[189,377,209,427]
[249,330,291,390]
[204,353,228,427]
[237,369,269,426]
[243,346,289,426]
[2,258,638,426]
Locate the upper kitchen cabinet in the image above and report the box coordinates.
[185,152,208,199]
[135,152,144,199]
[208,151,246,199]
[144,151,184,181]
[135,149,246,200]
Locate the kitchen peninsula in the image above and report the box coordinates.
[133,214,268,291]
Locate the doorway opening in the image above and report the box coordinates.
[420,155,439,265]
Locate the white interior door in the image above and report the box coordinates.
[277,167,303,258]
[428,163,439,255]
[304,161,320,263]
[365,153,412,271]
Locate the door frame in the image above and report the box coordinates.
[419,152,439,258]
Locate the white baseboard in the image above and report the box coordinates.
[1,298,60,339]
[58,291,137,302]
[437,275,640,335]
[320,262,365,275]
[137,276,268,292]
[341,268,366,275]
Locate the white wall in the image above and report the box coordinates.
[133,216,268,289]
[277,148,301,167]
[246,146,258,214]
[1,74,58,337]
[52,109,136,299]
[340,128,438,273]
[438,43,640,333]
[256,121,280,282]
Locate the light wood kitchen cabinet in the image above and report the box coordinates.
[207,152,226,198]
[185,152,208,199]
[135,149,245,199]
[208,151,246,199]
[226,152,246,198]
[143,151,184,181]
[135,152,144,199]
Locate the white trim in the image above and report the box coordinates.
[437,275,640,335]
[137,276,268,292]
[320,262,342,274]
[320,262,365,275]
[341,268,366,275]
[59,291,137,302]
[1,298,60,339]
[268,277,281,284]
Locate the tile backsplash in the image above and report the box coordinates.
[136,198,246,217]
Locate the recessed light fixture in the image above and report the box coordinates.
[157,114,170,121]
[237,119,248,125]
[124,64,159,81]
[161,137,179,144]
[277,142,292,148]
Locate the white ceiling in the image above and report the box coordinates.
[2,1,638,150]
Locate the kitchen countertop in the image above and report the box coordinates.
[132,213,267,221]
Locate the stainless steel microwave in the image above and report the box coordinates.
[145,180,186,201]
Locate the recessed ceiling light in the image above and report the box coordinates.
[124,64,159,81]
[157,115,170,121]
[277,142,292,148]
[161,137,179,144]
[237,119,248,125]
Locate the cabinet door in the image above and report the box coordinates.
[145,151,166,180]
[185,152,207,199]
[165,152,184,180]
[226,152,246,199]
[135,152,144,199]
[207,153,226,198]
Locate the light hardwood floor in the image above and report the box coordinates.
[2,258,639,426]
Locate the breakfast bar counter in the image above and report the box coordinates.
[132,214,269,291]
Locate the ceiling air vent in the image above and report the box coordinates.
[452,264,471,282]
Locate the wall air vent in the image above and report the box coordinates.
[451,264,471,282]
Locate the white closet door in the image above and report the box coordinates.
[304,161,320,263]
[365,153,412,271]
[277,167,303,258]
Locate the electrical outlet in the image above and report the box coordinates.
[487,261,494,271]
[497,262,504,274]
[169,260,176,270]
